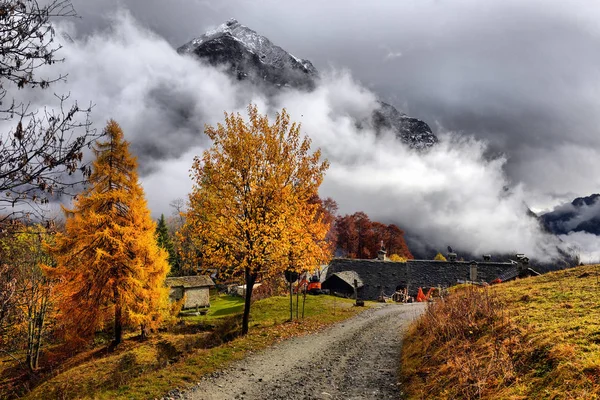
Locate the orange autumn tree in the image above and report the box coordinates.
[184,105,329,335]
[46,120,169,346]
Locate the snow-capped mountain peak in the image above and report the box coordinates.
[177,19,438,149]
[178,18,318,89]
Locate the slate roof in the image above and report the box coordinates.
[325,259,407,300]
[496,268,520,282]
[166,275,215,288]
[328,271,364,288]
[496,267,541,282]
[406,259,517,287]
[326,258,519,300]
[319,265,329,283]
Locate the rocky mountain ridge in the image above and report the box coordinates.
[178,19,438,149]
[178,18,318,90]
[540,193,600,235]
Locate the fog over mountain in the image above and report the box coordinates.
[5,1,600,261]
[69,0,600,209]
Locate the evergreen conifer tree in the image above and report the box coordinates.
[156,214,179,275]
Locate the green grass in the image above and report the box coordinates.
[16,294,364,400]
[179,295,245,322]
[208,295,245,317]
[401,264,600,399]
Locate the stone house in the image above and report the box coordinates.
[324,251,537,300]
[166,275,215,309]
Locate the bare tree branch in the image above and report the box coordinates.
[0,0,101,221]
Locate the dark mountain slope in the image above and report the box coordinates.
[540,193,600,235]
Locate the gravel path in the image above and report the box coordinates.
[180,303,426,400]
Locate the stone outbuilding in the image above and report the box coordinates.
[322,271,363,296]
[166,275,215,309]
[228,282,263,297]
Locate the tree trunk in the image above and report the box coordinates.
[26,312,34,372]
[140,324,148,341]
[25,289,37,373]
[113,301,123,346]
[241,269,257,335]
[31,300,47,371]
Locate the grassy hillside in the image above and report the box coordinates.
[400,264,600,399]
[1,294,363,400]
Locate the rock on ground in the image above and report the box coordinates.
[179,303,426,400]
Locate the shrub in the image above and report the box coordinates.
[251,276,286,302]
[433,252,447,261]
[111,353,140,388]
[155,340,181,367]
[401,286,522,399]
[388,254,408,262]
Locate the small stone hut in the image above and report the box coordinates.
[321,271,363,297]
[166,275,215,309]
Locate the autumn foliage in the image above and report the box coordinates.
[45,121,170,346]
[334,212,412,259]
[0,222,55,371]
[309,196,339,256]
[184,105,330,334]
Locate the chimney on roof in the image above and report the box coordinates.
[377,241,387,261]
[483,254,492,262]
[447,253,457,262]
[515,254,529,264]
[515,254,529,273]
[470,261,478,281]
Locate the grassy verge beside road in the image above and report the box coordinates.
[400,264,600,399]
[2,295,364,400]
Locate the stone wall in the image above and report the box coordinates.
[406,260,515,293]
[183,287,210,308]
[168,287,184,302]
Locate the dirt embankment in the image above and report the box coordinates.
[174,303,425,400]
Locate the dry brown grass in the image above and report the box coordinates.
[400,264,600,400]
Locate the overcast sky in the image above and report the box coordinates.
[15,0,598,259]
[68,0,600,211]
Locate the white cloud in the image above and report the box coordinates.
[558,231,600,264]
[384,51,402,61]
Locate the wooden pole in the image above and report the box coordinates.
[296,280,300,319]
[289,280,293,321]
[302,285,307,319]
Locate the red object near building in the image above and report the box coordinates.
[307,280,321,292]
[416,287,435,302]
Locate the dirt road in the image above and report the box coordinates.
[178,303,426,400]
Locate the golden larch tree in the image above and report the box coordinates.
[46,120,169,346]
[185,104,330,335]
